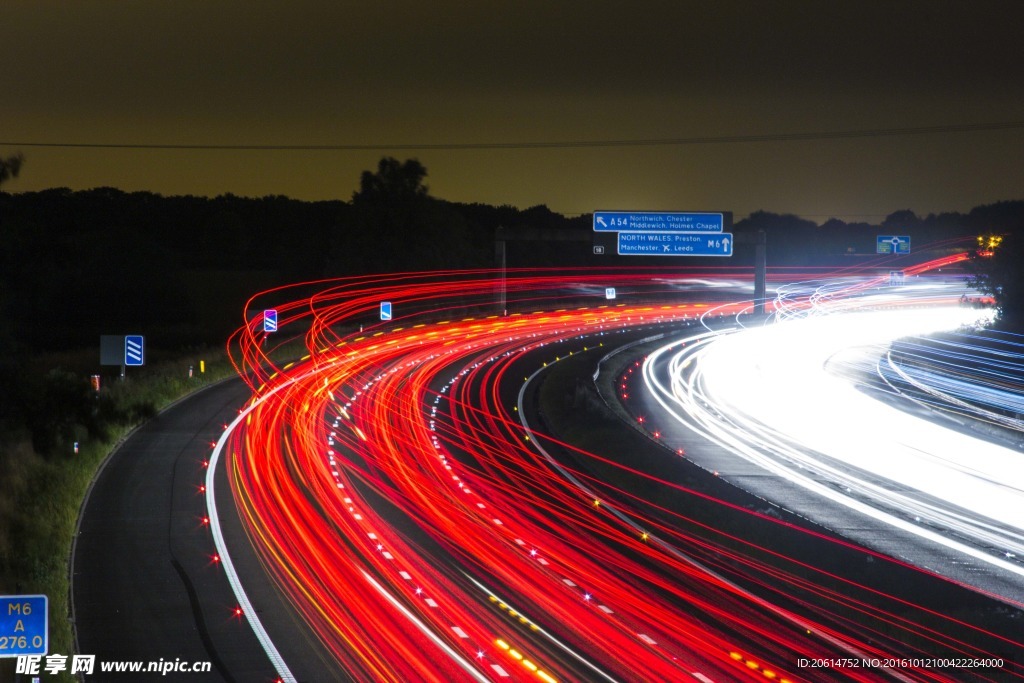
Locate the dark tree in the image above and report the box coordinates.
[355,157,430,203]
[969,229,1024,329]
[339,157,478,273]
[965,203,1024,329]
[0,154,24,187]
[881,209,920,230]
[734,211,820,264]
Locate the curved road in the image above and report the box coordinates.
[72,378,332,682]
[72,265,1024,682]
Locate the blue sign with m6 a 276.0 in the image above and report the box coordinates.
[594,211,724,233]
[0,595,48,657]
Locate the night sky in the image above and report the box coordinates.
[2,1,1023,221]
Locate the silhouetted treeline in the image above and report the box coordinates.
[3,157,1024,355]
[0,161,592,353]
[731,204,1024,326]
[732,203,1024,265]
[1,156,1024,456]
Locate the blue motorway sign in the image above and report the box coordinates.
[124,335,144,366]
[618,232,733,257]
[263,309,278,333]
[0,595,47,657]
[380,301,392,321]
[877,235,911,254]
[594,211,723,233]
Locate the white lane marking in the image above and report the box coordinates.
[361,570,490,682]
[208,395,296,683]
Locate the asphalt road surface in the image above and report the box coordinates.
[72,378,307,683]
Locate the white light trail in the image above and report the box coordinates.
[643,299,1024,583]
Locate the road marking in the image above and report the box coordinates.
[207,394,297,683]
[361,570,490,682]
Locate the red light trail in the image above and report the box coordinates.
[210,263,1021,682]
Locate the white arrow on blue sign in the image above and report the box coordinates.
[263,309,278,333]
[617,232,733,257]
[594,211,724,233]
[380,301,392,321]
[124,335,145,366]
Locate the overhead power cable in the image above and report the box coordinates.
[2,121,1022,152]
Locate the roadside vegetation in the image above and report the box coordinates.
[0,349,235,679]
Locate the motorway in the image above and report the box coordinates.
[75,264,1024,682]
[220,279,793,682]
[72,376,362,682]
[72,379,280,682]
[633,275,1024,598]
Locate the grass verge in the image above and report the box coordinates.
[0,349,238,682]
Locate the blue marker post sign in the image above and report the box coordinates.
[380,301,393,321]
[617,232,733,257]
[0,595,48,657]
[594,212,724,233]
[263,309,278,333]
[124,335,145,367]
[877,235,911,254]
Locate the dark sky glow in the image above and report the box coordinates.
[3,0,1023,220]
